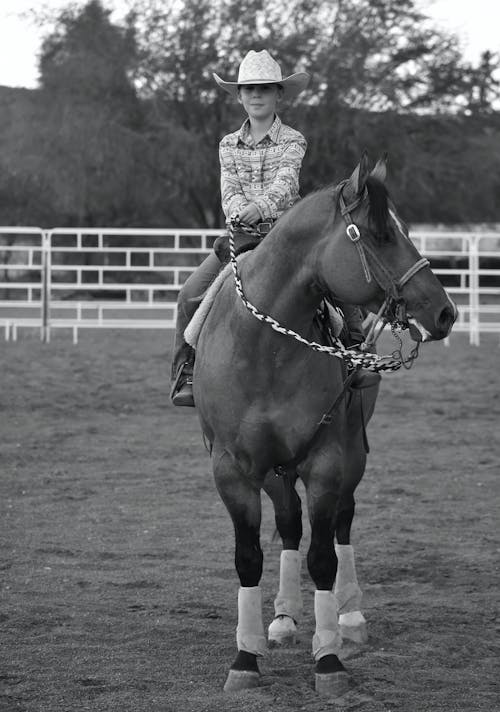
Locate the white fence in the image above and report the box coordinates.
[1,226,499,345]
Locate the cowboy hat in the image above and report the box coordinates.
[213,50,309,100]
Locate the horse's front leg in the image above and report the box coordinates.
[333,386,377,644]
[304,454,349,698]
[335,490,367,644]
[214,450,266,692]
[263,470,303,646]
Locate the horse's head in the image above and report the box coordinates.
[322,153,457,342]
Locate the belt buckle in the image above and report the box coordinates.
[258,221,273,235]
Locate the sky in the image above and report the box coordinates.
[0,0,499,89]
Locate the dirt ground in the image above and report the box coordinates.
[1,329,499,712]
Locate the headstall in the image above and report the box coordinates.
[337,180,430,354]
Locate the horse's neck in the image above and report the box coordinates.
[242,225,322,334]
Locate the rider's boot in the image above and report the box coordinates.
[343,304,381,389]
[170,342,195,407]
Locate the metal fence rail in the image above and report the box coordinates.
[0,227,48,340]
[410,231,500,345]
[1,226,499,345]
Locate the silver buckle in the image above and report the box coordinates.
[346,223,361,241]
[257,221,273,234]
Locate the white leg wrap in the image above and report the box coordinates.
[334,544,362,614]
[335,544,367,643]
[273,550,303,621]
[312,590,342,660]
[236,586,267,657]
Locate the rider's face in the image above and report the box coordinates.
[238,84,282,120]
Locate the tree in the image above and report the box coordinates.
[39,0,139,111]
[32,1,148,225]
[464,51,500,114]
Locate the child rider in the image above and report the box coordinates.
[170,49,309,406]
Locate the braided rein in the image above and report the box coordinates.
[227,218,403,373]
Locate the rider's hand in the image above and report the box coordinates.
[238,203,262,226]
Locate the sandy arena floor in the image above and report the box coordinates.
[1,330,499,711]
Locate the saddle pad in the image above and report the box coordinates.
[184,253,250,349]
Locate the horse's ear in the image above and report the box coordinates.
[346,151,370,197]
[371,153,388,182]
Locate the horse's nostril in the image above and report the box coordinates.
[437,305,456,331]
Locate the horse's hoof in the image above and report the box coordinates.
[315,654,349,698]
[339,611,368,644]
[315,671,349,698]
[268,615,297,647]
[223,669,260,692]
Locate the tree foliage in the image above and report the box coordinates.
[0,0,499,228]
[134,0,481,112]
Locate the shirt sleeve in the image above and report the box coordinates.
[219,140,249,219]
[252,135,307,220]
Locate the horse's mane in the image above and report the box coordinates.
[277,175,391,243]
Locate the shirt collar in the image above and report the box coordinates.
[237,115,282,147]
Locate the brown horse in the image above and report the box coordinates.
[192,154,457,697]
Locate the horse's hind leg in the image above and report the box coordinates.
[263,471,303,646]
[213,450,266,692]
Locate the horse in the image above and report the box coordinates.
[192,153,457,697]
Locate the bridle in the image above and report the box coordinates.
[338,181,430,352]
[227,182,430,372]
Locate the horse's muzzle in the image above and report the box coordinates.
[407,301,457,342]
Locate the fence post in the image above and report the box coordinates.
[469,234,480,346]
[41,231,51,343]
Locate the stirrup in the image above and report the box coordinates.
[170,362,195,406]
[172,379,195,407]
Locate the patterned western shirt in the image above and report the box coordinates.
[219,115,307,222]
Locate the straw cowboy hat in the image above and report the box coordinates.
[213,50,309,100]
